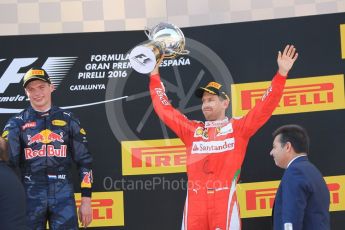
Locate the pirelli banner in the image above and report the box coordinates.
[0,13,345,229]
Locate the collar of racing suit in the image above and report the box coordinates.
[27,105,58,117]
[204,117,229,128]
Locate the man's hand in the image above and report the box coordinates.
[78,197,92,228]
[277,45,298,77]
[150,56,164,75]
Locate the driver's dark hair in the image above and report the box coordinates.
[272,124,309,154]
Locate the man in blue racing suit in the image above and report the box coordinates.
[2,67,93,229]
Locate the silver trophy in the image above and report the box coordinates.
[129,22,189,74]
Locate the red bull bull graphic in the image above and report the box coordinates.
[25,129,66,160]
[48,131,64,143]
[81,171,93,188]
[27,129,64,145]
[27,133,44,145]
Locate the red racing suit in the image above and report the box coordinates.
[150,73,286,230]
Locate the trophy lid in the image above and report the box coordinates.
[147,22,187,58]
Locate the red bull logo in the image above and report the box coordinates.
[81,171,93,188]
[27,129,64,145]
[24,145,67,159]
[27,133,44,145]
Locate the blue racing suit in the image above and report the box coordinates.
[2,106,93,230]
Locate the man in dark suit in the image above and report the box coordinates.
[0,136,28,230]
[270,124,330,230]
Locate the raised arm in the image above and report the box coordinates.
[234,45,298,138]
[149,59,196,142]
[277,44,298,77]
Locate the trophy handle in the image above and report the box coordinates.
[144,27,152,40]
[176,49,190,55]
[166,49,190,56]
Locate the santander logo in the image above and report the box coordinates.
[191,138,235,154]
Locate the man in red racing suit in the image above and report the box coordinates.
[149,45,298,230]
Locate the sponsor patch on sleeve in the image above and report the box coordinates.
[81,171,93,188]
[1,130,9,139]
[80,128,86,135]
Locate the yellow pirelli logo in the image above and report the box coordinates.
[237,175,345,218]
[75,191,124,227]
[122,138,186,175]
[51,119,66,127]
[231,75,345,117]
[341,24,345,59]
[29,69,45,76]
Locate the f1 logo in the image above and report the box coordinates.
[133,54,152,65]
[0,58,38,93]
[0,57,77,94]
